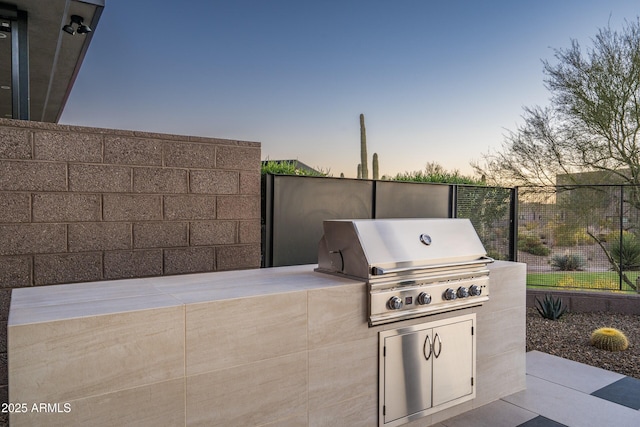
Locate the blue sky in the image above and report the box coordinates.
[60,0,640,178]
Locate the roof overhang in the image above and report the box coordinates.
[1,0,103,122]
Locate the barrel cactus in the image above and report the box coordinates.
[590,327,629,351]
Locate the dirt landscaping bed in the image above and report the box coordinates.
[526,307,640,379]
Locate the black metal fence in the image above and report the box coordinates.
[518,185,640,292]
[261,177,640,294]
[262,174,516,267]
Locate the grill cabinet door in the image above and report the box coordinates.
[432,318,474,406]
[379,314,476,427]
[382,327,432,424]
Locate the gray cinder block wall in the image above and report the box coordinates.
[0,118,262,419]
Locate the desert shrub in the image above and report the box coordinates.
[557,276,578,288]
[261,160,329,176]
[551,254,585,271]
[518,235,550,256]
[592,278,618,290]
[610,233,640,270]
[553,223,590,246]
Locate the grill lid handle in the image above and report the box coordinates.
[371,256,494,276]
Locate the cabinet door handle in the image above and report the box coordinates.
[423,335,432,360]
[434,333,442,358]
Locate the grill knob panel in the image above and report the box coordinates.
[469,285,482,296]
[387,296,403,310]
[457,286,469,298]
[443,288,457,301]
[417,292,432,305]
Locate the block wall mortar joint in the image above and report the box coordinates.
[29,129,34,160]
[30,254,35,286]
[100,134,105,163]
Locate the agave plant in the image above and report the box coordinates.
[610,232,640,270]
[535,294,567,320]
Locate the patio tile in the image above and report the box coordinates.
[440,399,537,427]
[525,351,624,393]
[503,375,640,427]
[591,376,640,410]
[517,415,568,427]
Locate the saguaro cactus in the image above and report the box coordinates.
[360,114,368,179]
[357,164,362,179]
[373,153,379,180]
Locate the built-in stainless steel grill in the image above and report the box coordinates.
[315,218,493,326]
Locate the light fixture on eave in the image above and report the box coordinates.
[62,15,92,36]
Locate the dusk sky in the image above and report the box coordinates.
[60,1,640,178]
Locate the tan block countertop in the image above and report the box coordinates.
[8,265,363,326]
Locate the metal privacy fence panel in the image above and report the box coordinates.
[518,185,640,292]
[374,181,451,218]
[263,175,373,267]
[263,175,516,267]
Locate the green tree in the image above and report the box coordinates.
[475,18,640,289]
[394,162,484,185]
[261,160,329,177]
[476,18,640,193]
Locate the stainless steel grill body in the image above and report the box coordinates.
[315,218,492,326]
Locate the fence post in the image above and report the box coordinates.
[451,184,458,218]
[619,185,624,291]
[510,187,519,262]
[261,173,275,268]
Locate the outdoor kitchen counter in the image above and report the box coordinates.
[8,264,361,326]
[8,261,526,427]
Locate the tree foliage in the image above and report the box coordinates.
[476,18,640,290]
[261,160,329,177]
[475,18,640,193]
[393,162,485,185]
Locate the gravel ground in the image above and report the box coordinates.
[526,308,640,379]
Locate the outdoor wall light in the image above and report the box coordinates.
[62,15,91,35]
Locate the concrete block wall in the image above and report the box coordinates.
[0,118,262,421]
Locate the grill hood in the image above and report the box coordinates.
[316,218,491,280]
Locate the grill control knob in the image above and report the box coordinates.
[387,296,403,310]
[469,285,482,296]
[417,292,432,305]
[457,286,469,298]
[443,288,457,301]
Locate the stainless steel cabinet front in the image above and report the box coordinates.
[431,319,474,407]
[383,327,433,423]
[379,313,476,427]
